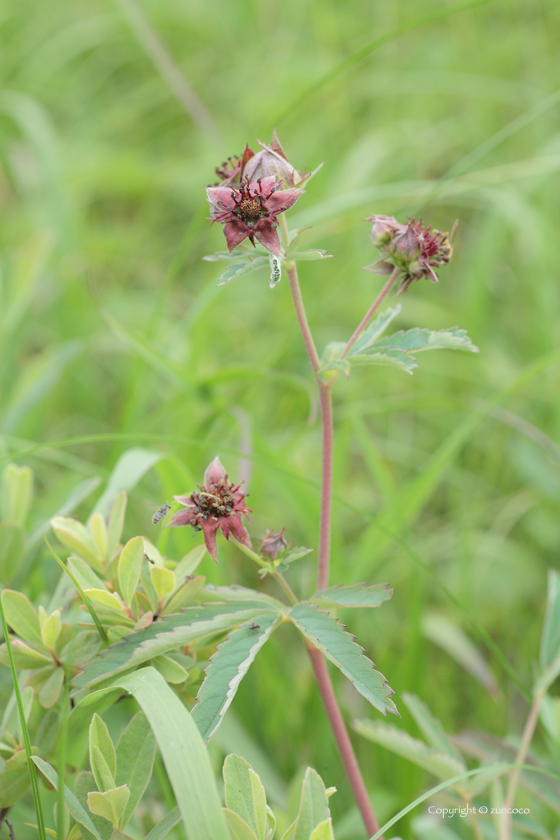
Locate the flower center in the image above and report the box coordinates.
[190,481,236,522]
[238,197,261,220]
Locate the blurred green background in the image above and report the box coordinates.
[1,0,560,836]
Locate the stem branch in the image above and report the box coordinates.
[341,269,399,358]
[500,690,543,840]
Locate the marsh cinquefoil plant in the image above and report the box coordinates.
[4,134,558,840]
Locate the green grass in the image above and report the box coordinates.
[1,0,560,836]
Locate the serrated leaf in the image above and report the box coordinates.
[115,710,157,826]
[286,250,334,261]
[143,807,182,840]
[0,638,52,669]
[223,754,267,840]
[293,768,330,840]
[349,305,403,355]
[353,719,465,781]
[117,537,144,608]
[1,589,43,644]
[401,693,463,762]
[217,257,269,286]
[111,667,230,840]
[51,516,105,573]
[192,613,281,742]
[32,757,104,840]
[365,326,479,356]
[88,786,130,829]
[289,604,398,716]
[347,348,418,374]
[309,583,392,610]
[203,250,258,262]
[0,522,25,585]
[90,714,117,792]
[107,492,127,560]
[224,809,260,840]
[72,602,278,693]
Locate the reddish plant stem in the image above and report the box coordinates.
[308,648,380,838]
[282,241,383,839]
[341,269,399,359]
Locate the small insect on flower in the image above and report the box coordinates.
[152,502,171,525]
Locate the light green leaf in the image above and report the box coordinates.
[422,613,499,695]
[0,766,30,808]
[309,583,392,610]
[89,513,108,561]
[153,655,189,684]
[346,348,418,374]
[0,638,52,669]
[67,557,109,593]
[115,710,157,826]
[401,693,464,763]
[172,545,207,578]
[93,449,162,517]
[143,807,182,840]
[287,249,333,261]
[0,522,25,585]
[72,602,278,692]
[192,613,281,742]
[364,326,479,357]
[161,575,205,615]
[349,305,402,354]
[84,589,128,615]
[353,719,465,782]
[118,537,144,608]
[223,754,267,840]
[51,516,105,573]
[1,589,43,644]
[59,631,104,668]
[293,768,330,840]
[41,609,62,650]
[32,757,104,840]
[541,570,560,671]
[1,463,34,525]
[88,786,130,829]
[27,477,102,549]
[111,667,230,840]
[224,809,259,840]
[38,666,64,708]
[203,250,256,261]
[107,492,127,560]
[289,604,398,716]
[90,714,117,792]
[150,567,176,602]
[217,257,269,286]
[309,819,334,840]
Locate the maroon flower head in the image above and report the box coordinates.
[206,175,304,258]
[364,215,454,294]
[167,456,252,563]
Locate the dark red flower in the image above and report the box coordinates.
[167,457,252,563]
[206,175,304,257]
[364,215,454,294]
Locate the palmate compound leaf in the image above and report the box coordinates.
[309,583,392,610]
[192,613,282,743]
[288,604,398,716]
[72,600,281,694]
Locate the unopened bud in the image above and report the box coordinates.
[259,528,288,560]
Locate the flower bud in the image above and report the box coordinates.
[259,528,288,560]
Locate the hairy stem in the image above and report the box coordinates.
[341,268,399,358]
[500,690,543,840]
[279,213,382,838]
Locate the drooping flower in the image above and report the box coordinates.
[167,457,252,563]
[206,175,304,257]
[259,528,288,561]
[365,214,454,294]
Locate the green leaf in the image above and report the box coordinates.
[89,513,108,561]
[309,583,392,610]
[172,545,207,578]
[286,250,334,261]
[0,766,30,807]
[117,537,144,608]
[67,557,109,593]
[353,719,465,782]
[115,711,157,826]
[309,819,334,840]
[32,757,104,840]
[0,463,33,525]
[107,492,127,560]
[150,567,176,602]
[349,305,402,354]
[203,250,257,261]
[51,516,105,573]
[90,714,117,792]
[346,348,418,374]
[541,570,560,670]
[111,667,230,840]
[289,604,398,716]
[192,614,281,742]
[93,449,163,517]
[1,589,43,644]
[293,768,330,840]
[223,754,267,840]
[41,609,62,650]
[401,693,464,763]
[153,655,189,684]
[0,522,25,585]
[38,666,64,709]
[422,612,498,695]
[88,786,130,829]
[0,639,52,669]
[161,575,205,615]
[223,809,259,840]
[59,631,103,668]
[143,807,182,840]
[217,257,269,286]
[72,602,279,693]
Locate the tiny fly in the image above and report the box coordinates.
[152,502,171,525]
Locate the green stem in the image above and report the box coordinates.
[0,593,47,840]
[500,689,543,840]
